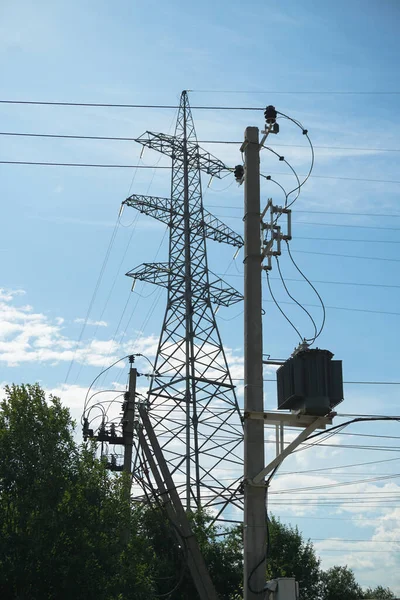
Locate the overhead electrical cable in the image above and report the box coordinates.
[271,472,400,494]
[0,99,265,110]
[295,236,400,245]
[4,130,400,154]
[216,213,400,231]
[261,147,302,208]
[207,205,400,219]
[64,211,121,384]
[191,89,400,95]
[277,456,400,476]
[293,249,400,263]
[0,160,171,168]
[265,270,302,341]
[2,157,400,186]
[220,272,400,290]
[276,110,315,206]
[275,256,318,343]
[79,107,178,390]
[285,241,326,339]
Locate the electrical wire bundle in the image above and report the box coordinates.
[258,109,326,346]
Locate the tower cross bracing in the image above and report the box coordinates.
[125,91,244,512]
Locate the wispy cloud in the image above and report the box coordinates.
[74,318,108,327]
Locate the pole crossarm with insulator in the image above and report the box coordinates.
[125,91,244,514]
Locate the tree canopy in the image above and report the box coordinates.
[321,565,363,600]
[0,383,153,599]
[0,383,396,600]
[363,586,396,599]
[0,383,244,600]
[266,515,322,600]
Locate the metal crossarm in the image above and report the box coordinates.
[123,194,172,225]
[126,263,243,307]
[126,262,170,288]
[196,210,243,248]
[123,194,243,248]
[136,131,228,177]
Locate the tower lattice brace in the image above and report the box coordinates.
[125,91,244,512]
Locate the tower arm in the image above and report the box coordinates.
[200,210,244,248]
[124,195,243,248]
[126,264,242,307]
[126,263,170,287]
[136,131,228,177]
[208,272,243,307]
[123,195,172,226]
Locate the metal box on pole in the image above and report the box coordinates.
[277,348,343,416]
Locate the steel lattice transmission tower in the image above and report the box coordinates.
[123,91,244,512]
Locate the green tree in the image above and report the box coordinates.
[363,586,395,599]
[0,383,153,600]
[321,565,363,600]
[139,505,243,599]
[266,515,322,600]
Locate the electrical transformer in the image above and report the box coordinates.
[277,348,343,416]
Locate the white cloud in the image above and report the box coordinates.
[0,289,124,368]
[74,318,108,327]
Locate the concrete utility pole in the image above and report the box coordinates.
[123,359,137,480]
[242,126,266,599]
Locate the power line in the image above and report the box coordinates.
[231,378,400,385]
[217,213,400,231]
[296,237,400,245]
[311,538,400,543]
[64,212,122,383]
[0,160,170,168]
[208,205,400,219]
[278,456,400,476]
[271,473,400,494]
[0,99,263,110]
[191,89,400,95]
[222,281,400,317]
[297,209,400,218]
[3,130,400,155]
[269,172,400,185]
[294,221,400,231]
[221,272,400,290]
[0,131,140,141]
[202,141,400,154]
[292,249,400,263]
[2,159,400,187]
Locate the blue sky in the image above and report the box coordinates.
[1,0,400,592]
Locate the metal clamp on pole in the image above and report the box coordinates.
[261,201,292,271]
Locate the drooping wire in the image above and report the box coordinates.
[305,416,400,443]
[265,271,303,342]
[64,212,121,383]
[262,146,301,208]
[285,241,326,341]
[260,174,288,205]
[276,110,315,207]
[82,355,130,421]
[275,256,318,343]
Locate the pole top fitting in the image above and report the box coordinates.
[129,355,135,364]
